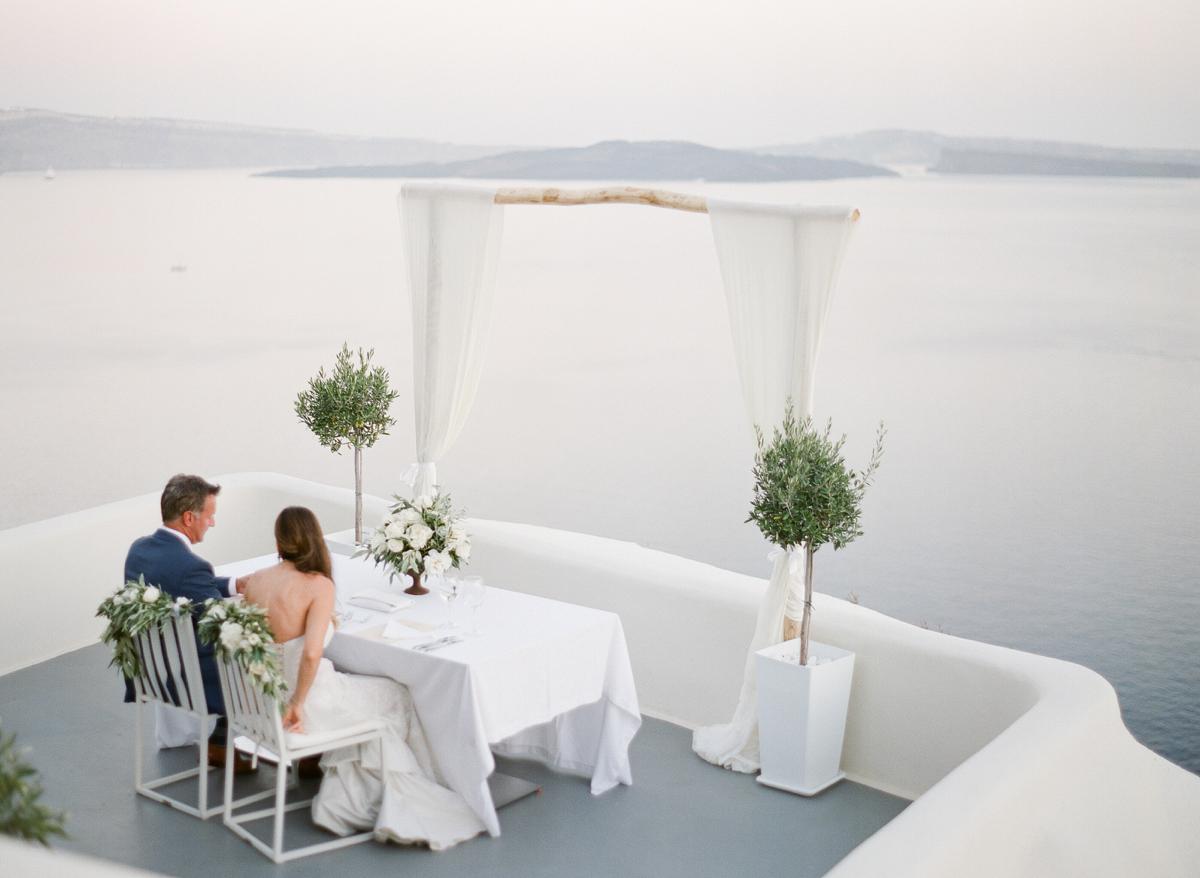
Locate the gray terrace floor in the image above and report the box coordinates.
[1,644,908,878]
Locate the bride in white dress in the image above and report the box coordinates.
[243,506,486,851]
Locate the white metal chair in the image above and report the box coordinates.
[217,653,385,863]
[130,615,222,818]
[131,617,280,819]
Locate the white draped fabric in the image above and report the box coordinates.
[398,183,504,498]
[708,200,857,432]
[693,199,857,773]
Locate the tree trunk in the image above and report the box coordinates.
[354,446,363,545]
[799,543,815,666]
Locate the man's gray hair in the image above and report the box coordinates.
[160,474,220,523]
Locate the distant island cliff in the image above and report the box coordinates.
[757,129,1200,179]
[257,140,896,182]
[0,108,509,171]
[931,147,1200,178]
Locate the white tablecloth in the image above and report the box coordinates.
[207,551,641,837]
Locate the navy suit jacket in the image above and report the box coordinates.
[122,528,233,715]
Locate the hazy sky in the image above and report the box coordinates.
[3,0,1198,149]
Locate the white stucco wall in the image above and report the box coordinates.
[0,836,163,877]
[2,472,1198,876]
[0,473,359,675]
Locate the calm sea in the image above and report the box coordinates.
[1,169,1197,774]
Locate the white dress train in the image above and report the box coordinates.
[282,631,486,850]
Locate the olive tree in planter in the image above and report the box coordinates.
[749,403,883,796]
[295,343,399,545]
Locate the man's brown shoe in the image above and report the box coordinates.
[297,756,323,779]
[208,742,258,775]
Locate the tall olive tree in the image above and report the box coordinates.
[748,404,884,665]
[295,344,399,544]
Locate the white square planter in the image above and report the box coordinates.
[755,639,856,796]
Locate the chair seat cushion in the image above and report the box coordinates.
[284,718,385,752]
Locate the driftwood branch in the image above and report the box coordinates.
[494,186,860,222]
[495,186,707,212]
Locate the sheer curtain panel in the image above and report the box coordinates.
[398,183,505,498]
[693,200,857,773]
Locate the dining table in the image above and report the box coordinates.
[206,547,643,838]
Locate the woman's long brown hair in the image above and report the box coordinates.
[274,506,332,579]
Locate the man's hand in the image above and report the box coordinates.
[235,576,249,595]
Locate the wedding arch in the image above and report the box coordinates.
[397,181,859,774]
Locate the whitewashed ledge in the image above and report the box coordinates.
[2,472,1198,877]
[0,836,163,877]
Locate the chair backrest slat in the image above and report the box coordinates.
[130,617,206,713]
[172,615,205,712]
[217,647,287,757]
[155,622,189,710]
[139,629,171,703]
[131,636,152,700]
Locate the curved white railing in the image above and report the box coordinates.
[1,472,1197,876]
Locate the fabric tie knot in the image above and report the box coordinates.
[768,546,808,621]
[400,462,438,499]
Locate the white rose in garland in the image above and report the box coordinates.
[198,599,287,705]
[355,489,471,595]
[219,621,245,652]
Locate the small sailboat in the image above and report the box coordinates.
[44,166,56,181]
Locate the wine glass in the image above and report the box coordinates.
[461,576,485,636]
[437,574,461,629]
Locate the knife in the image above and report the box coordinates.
[414,636,462,653]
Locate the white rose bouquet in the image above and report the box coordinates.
[357,491,471,589]
[198,599,287,704]
[96,575,194,680]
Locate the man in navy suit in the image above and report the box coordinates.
[124,474,253,770]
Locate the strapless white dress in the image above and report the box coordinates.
[281,629,486,850]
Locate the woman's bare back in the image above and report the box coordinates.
[243,562,334,643]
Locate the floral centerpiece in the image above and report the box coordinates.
[96,575,194,680]
[198,599,288,704]
[357,491,470,595]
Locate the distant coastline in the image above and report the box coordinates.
[3,108,1199,181]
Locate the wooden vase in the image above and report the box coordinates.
[404,571,429,596]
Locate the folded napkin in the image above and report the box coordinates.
[381,618,441,640]
[348,590,414,613]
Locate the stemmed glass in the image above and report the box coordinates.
[437,574,461,629]
[461,576,485,636]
